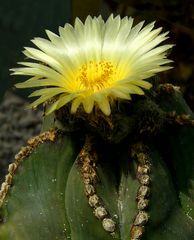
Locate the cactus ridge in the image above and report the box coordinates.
[77,137,153,239]
[130,143,151,240]
[0,129,61,210]
[78,135,117,235]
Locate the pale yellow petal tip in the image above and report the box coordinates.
[98,98,111,116]
[28,92,36,98]
[104,110,111,116]
[101,107,111,116]
[83,106,93,114]
[145,82,153,90]
[25,103,37,111]
[15,83,26,89]
[45,107,54,116]
[9,68,15,72]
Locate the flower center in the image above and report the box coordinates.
[77,61,116,91]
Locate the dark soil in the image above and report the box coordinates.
[0,92,42,183]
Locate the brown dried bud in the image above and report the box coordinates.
[14,152,23,161]
[102,218,116,232]
[85,184,95,196]
[1,182,10,193]
[82,165,94,174]
[20,146,32,158]
[136,186,150,200]
[137,199,149,210]
[83,178,91,184]
[137,174,151,185]
[94,206,108,220]
[130,225,144,239]
[134,211,149,226]
[88,194,99,208]
[8,163,17,174]
[137,153,149,164]
[0,190,4,198]
[27,137,39,146]
[137,165,151,174]
[5,174,13,185]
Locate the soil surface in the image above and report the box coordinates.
[0,92,42,183]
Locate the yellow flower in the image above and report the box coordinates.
[11,15,173,115]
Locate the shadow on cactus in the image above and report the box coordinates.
[1,15,194,240]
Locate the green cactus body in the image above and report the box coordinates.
[0,84,194,240]
[156,87,194,221]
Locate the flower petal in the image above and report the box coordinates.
[97,97,111,115]
[71,97,82,113]
[82,96,94,113]
[28,87,65,97]
[46,94,75,115]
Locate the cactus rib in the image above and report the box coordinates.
[78,135,116,235]
[0,129,61,209]
[130,143,151,240]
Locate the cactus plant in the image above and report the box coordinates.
[0,15,194,240]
